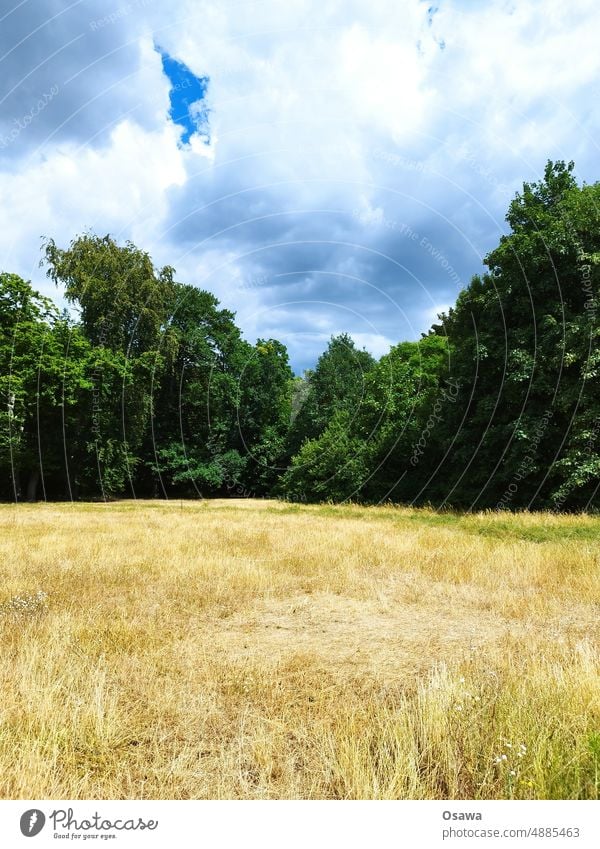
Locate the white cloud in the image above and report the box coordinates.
[350,332,395,358]
[1,0,599,369]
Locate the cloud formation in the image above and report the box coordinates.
[1,0,599,371]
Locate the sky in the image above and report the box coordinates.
[1,0,599,373]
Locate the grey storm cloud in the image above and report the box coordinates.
[161,145,503,370]
[0,0,157,159]
[1,0,600,372]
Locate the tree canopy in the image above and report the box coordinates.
[1,161,599,509]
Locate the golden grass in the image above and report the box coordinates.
[0,499,599,799]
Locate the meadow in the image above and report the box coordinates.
[0,499,599,800]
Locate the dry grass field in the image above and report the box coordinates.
[0,499,599,800]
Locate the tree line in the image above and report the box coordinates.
[1,161,599,509]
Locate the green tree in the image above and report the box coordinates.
[0,273,94,500]
[43,233,176,354]
[357,334,453,503]
[150,284,250,496]
[237,338,294,494]
[42,234,177,497]
[280,334,452,503]
[286,333,375,456]
[429,161,600,509]
[280,411,369,502]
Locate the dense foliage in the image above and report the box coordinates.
[1,162,599,508]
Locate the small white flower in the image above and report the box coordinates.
[501,754,507,761]
[509,770,516,776]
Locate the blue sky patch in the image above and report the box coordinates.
[157,46,210,145]
[426,5,438,26]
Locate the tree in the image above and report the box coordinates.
[42,234,178,497]
[279,334,452,503]
[286,333,375,456]
[237,338,294,494]
[357,334,454,503]
[428,161,600,508]
[149,283,250,496]
[43,233,176,355]
[3,165,598,512]
[280,411,369,502]
[0,273,93,500]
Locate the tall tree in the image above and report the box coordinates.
[0,273,93,500]
[237,338,294,494]
[43,234,177,497]
[286,333,375,456]
[280,334,451,503]
[150,283,250,496]
[428,161,600,508]
[43,233,176,354]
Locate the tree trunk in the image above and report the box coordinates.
[26,467,40,502]
[10,468,20,502]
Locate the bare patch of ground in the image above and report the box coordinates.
[206,591,529,679]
